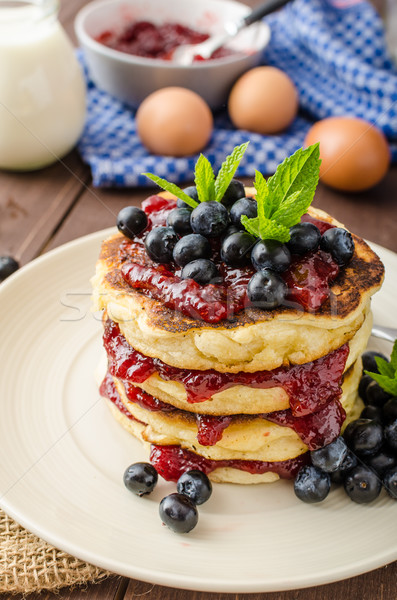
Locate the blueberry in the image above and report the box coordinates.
[344,465,382,503]
[177,185,198,208]
[358,374,373,403]
[366,380,391,407]
[220,179,246,209]
[173,233,211,267]
[251,240,291,273]
[383,466,397,499]
[330,450,358,484]
[361,350,388,374]
[367,452,397,476]
[177,470,212,505]
[0,256,19,282]
[384,419,397,453]
[229,197,257,229]
[247,269,287,310]
[221,224,240,239]
[310,436,349,473]
[167,208,193,235]
[123,462,158,496]
[344,419,383,457]
[320,227,355,265]
[159,492,198,533]
[117,206,148,238]
[360,404,383,422]
[190,201,230,238]
[145,226,179,263]
[220,231,256,267]
[181,259,221,285]
[294,465,331,503]
[383,397,397,424]
[287,222,321,255]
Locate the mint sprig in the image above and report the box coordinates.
[143,142,249,208]
[365,341,397,396]
[241,144,321,243]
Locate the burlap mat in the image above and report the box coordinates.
[0,509,110,595]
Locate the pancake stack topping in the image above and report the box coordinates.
[92,143,385,532]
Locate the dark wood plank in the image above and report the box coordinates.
[0,575,127,600]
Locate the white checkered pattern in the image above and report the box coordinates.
[78,0,397,188]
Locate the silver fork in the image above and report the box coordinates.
[371,324,397,343]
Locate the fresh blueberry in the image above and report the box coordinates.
[360,404,383,422]
[229,197,257,228]
[159,492,198,533]
[177,186,198,208]
[247,269,287,310]
[251,240,291,273]
[123,462,158,496]
[294,465,331,503]
[383,397,397,424]
[177,470,212,505]
[367,452,397,477]
[167,207,193,235]
[220,179,246,209]
[365,380,392,407]
[190,201,230,238]
[145,226,179,263]
[383,466,397,499]
[0,256,19,282]
[320,227,355,266]
[117,206,148,238]
[384,419,397,453]
[221,224,240,239]
[220,231,256,267]
[181,259,221,285]
[173,233,211,267]
[344,465,382,503]
[287,222,321,255]
[310,436,349,473]
[330,450,358,484]
[361,350,388,374]
[344,418,383,457]
[358,374,373,403]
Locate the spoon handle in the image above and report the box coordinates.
[243,0,293,27]
[371,324,397,344]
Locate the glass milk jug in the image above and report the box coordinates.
[0,0,86,170]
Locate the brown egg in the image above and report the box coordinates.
[136,87,213,156]
[228,66,298,135]
[304,117,390,192]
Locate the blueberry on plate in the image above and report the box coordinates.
[177,185,198,208]
[361,350,389,374]
[320,227,355,266]
[181,258,221,285]
[229,197,257,228]
[117,206,148,238]
[365,380,392,407]
[247,269,287,310]
[294,465,331,503]
[123,462,158,496]
[145,226,179,263]
[384,419,397,453]
[159,492,198,533]
[383,466,397,499]
[251,240,291,273]
[344,465,382,503]
[190,201,230,238]
[177,470,212,505]
[358,374,374,403]
[383,397,397,424]
[367,451,396,477]
[0,256,19,282]
[167,207,193,235]
[220,231,256,267]
[330,449,358,484]
[219,178,245,209]
[173,233,211,267]
[310,436,348,473]
[287,222,321,255]
[344,418,383,457]
[360,404,383,422]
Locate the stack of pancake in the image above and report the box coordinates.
[92,197,384,484]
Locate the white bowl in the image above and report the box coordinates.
[75,0,271,109]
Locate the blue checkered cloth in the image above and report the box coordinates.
[78,0,397,188]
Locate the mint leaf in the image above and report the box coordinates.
[195,154,215,203]
[241,215,260,238]
[143,173,198,209]
[214,142,249,203]
[365,339,397,396]
[364,371,397,396]
[375,356,396,379]
[390,343,397,371]
[241,215,290,242]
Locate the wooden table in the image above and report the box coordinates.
[1,0,396,598]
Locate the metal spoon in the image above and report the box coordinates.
[172,0,293,66]
[371,324,397,344]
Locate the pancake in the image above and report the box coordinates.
[92,201,384,372]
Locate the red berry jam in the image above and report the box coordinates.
[150,444,310,481]
[99,372,143,423]
[95,21,236,61]
[118,198,340,323]
[103,319,349,416]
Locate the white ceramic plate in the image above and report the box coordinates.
[0,230,396,593]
